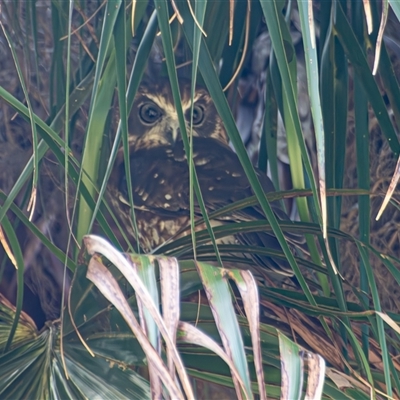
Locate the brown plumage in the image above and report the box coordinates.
[107,79,300,277]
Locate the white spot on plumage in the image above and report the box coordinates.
[208,186,214,191]
[165,194,172,200]
[195,158,208,166]
[232,172,241,177]
[164,203,170,208]
[160,179,165,184]
[154,173,158,178]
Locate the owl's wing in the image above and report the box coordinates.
[186,138,301,275]
[122,139,279,216]
[115,138,301,276]
[117,146,190,215]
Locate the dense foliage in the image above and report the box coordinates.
[0,0,400,398]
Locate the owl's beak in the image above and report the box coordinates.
[165,120,180,145]
[171,128,179,145]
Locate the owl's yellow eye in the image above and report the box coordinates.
[139,102,162,124]
[191,105,205,126]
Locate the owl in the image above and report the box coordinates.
[107,78,300,278]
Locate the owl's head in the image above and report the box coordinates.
[128,79,228,150]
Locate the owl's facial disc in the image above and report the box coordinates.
[129,80,229,150]
[133,96,202,149]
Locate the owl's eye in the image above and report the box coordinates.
[192,105,205,126]
[139,103,162,124]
